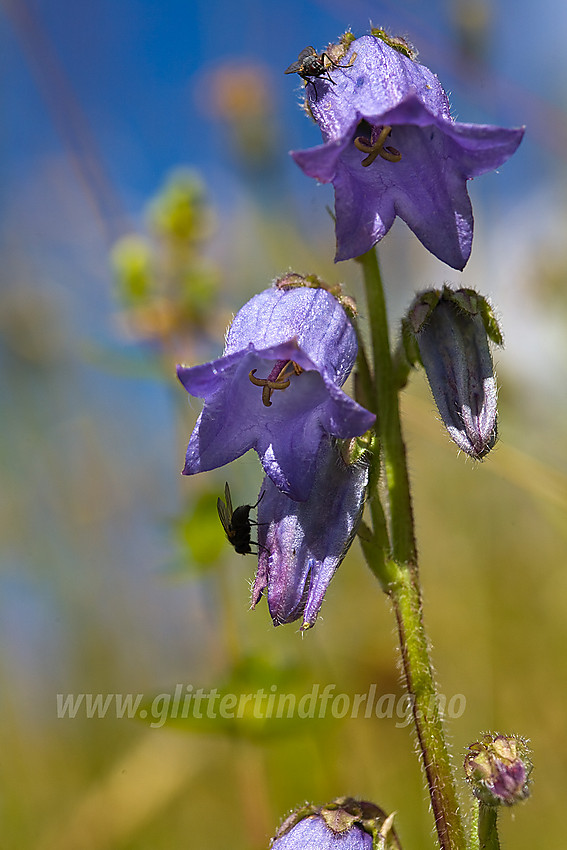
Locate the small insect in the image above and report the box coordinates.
[217,482,264,555]
[284,45,355,99]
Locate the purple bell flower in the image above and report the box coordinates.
[272,816,372,850]
[252,438,369,629]
[177,281,375,501]
[291,33,524,269]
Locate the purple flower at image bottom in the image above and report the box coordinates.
[291,34,524,269]
[271,798,400,850]
[272,816,372,850]
[177,282,375,501]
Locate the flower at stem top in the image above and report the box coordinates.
[290,32,524,270]
[177,277,375,501]
[252,436,369,629]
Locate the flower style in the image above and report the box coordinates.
[291,33,524,269]
[404,287,502,459]
[177,279,375,501]
[252,438,369,629]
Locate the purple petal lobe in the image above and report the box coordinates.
[224,285,358,385]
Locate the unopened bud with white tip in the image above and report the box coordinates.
[403,286,503,460]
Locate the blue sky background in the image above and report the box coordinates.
[2,0,566,415]
[2,0,565,221]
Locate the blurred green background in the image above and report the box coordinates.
[1,0,566,848]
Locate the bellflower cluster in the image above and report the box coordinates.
[252,438,369,629]
[177,276,374,627]
[403,286,502,459]
[177,278,375,501]
[291,33,524,269]
[171,19,533,849]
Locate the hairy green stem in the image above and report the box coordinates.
[478,806,500,850]
[469,802,480,850]
[359,248,466,850]
[359,249,415,564]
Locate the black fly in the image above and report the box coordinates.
[217,482,264,555]
[284,45,355,100]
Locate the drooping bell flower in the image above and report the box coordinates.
[290,32,524,270]
[403,286,502,459]
[271,797,401,849]
[252,437,369,629]
[177,277,375,501]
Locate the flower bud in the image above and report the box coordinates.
[271,797,401,849]
[404,286,502,459]
[111,235,154,306]
[149,171,212,244]
[464,734,532,807]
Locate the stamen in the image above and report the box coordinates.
[354,125,402,166]
[248,370,291,390]
[248,360,304,407]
